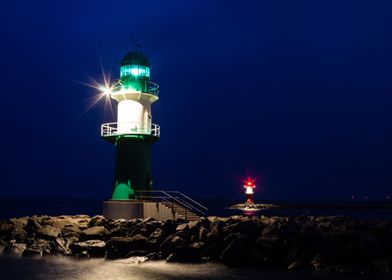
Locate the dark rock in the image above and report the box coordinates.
[198,226,208,243]
[10,217,29,229]
[208,220,224,241]
[166,245,202,263]
[5,242,26,256]
[162,219,178,233]
[159,235,189,258]
[106,234,149,259]
[23,239,51,256]
[144,217,157,223]
[220,235,250,266]
[146,252,162,260]
[10,226,28,242]
[105,237,134,259]
[24,218,41,235]
[37,225,61,240]
[80,226,108,240]
[0,220,13,237]
[61,225,81,238]
[126,250,148,257]
[71,240,106,257]
[53,238,72,255]
[88,216,106,228]
[202,241,225,261]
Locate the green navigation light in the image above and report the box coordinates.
[120,65,150,78]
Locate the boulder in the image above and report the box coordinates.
[202,241,225,261]
[198,226,209,243]
[24,218,41,234]
[166,245,202,263]
[220,235,250,266]
[208,220,225,241]
[162,219,178,233]
[61,225,81,238]
[53,237,73,255]
[106,234,149,259]
[37,225,61,239]
[88,216,106,228]
[105,237,134,259]
[10,226,28,242]
[146,252,162,261]
[71,240,106,257]
[126,250,148,257]
[10,217,29,229]
[5,242,26,256]
[23,239,51,256]
[80,226,108,240]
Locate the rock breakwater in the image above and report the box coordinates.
[1,214,392,274]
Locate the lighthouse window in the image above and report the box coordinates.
[120,65,150,78]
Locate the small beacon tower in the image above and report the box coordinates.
[101,49,160,218]
[244,181,256,207]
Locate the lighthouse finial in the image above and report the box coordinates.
[131,41,142,51]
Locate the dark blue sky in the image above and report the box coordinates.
[1,0,392,200]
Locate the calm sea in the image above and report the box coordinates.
[0,198,391,220]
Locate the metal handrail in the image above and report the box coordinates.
[163,191,208,211]
[135,190,208,216]
[101,122,160,137]
[148,81,159,95]
[111,80,159,96]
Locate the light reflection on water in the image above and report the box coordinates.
[1,255,389,280]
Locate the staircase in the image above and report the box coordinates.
[135,190,208,221]
[162,201,201,221]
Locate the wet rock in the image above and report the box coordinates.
[208,220,224,241]
[24,218,41,234]
[37,225,61,239]
[105,237,134,259]
[61,224,81,238]
[88,216,106,228]
[10,217,29,229]
[5,242,27,256]
[80,226,108,241]
[24,239,51,256]
[71,240,106,257]
[198,226,208,243]
[53,237,72,255]
[126,250,148,257]
[146,252,162,260]
[161,219,178,233]
[202,241,225,261]
[106,234,149,259]
[220,235,250,266]
[10,226,28,242]
[166,245,202,263]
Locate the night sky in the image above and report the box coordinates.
[1,1,392,201]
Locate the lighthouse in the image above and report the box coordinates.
[100,48,207,220]
[101,49,160,201]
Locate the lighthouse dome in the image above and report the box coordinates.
[121,51,150,67]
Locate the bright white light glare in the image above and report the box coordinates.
[76,64,117,116]
[99,85,113,96]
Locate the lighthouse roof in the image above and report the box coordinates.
[121,51,150,67]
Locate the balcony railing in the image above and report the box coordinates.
[111,81,159,96]
[101,122,160,137]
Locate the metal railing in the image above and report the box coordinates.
[101,122,160,137]
[111,81,159,96]
[135,190,208,216]
[148,81,159,95]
